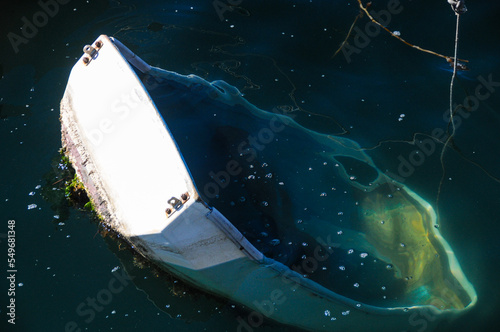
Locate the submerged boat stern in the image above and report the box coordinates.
[60,35,476,331]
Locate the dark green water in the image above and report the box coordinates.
[1,0,499,331]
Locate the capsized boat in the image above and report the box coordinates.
[60,35,476,331]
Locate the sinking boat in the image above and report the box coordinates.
[60,35,477,331]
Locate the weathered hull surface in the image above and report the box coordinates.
[60,35,476,331]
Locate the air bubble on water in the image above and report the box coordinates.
[338,211,343,216]
[400,242,406,247]
[386,264,393,270]
[341,310,350,316]
[347,249,354,254]
[356,303,361,308]
[302,242,308,247]
[339,266,345,271]
[270,239,280,246]
[380,220,385,224]
[58,222,65,226]
[111,310,116,314]
[308,167,313,171]
[353,283,360,288]
[247,175,255,180]
[111,266,120,273]
[18,283,23,287]
[261,201,269,207]
[349,175,357,181]
[296,219,303,224]
[265,173,272,179]
[337,230,343,235]
[239,196,246,202]
[381,286,386,291]
[320,192,327,197]
[35,185,41,190]
[29,191,35,196]
[27,204,37,210]
[360,253,368,258]
[165,304,170,308]
[262,163,268,167]
[324,310,331,316]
